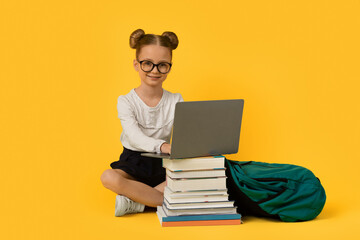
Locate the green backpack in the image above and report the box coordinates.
[225,159,326,222]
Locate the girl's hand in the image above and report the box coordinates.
[160,143,171,154]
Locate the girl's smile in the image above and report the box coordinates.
[147,75,162,80]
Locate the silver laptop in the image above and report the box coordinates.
[141,99,244,159]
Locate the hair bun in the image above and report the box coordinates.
[162,31,179,50]
[129,29,145,49]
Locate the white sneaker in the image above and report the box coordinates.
[115,195,145,217]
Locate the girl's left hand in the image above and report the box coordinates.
[160,143,171,154]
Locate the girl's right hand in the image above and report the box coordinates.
[160,143,171,154]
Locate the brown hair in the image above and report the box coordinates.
[129,29,179,60]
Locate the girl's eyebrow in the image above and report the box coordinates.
[143,58,170,63]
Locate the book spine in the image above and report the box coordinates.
[164,201,235,209]
[171,168,226,172]
[166,177,227,191]
[161,219,241,227]
[163,157,225,171]
[165,195,229,204]
[162,214,241,222]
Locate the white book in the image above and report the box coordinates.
[166,176,227,191]
[164,198,235,210]
[164,187,228,197]
[163,156,225,171]
[165,194,229,203]
[166,168,226,179]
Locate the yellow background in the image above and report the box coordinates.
[1,0,359,239]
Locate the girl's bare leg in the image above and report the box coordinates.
[154,181,166,193]
[101,169,165,207]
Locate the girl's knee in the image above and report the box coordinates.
[100,169,125,189]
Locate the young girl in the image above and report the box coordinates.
[100,29,183,216]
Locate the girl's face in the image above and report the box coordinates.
[133,44,172,88]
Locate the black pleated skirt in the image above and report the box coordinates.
[110,147,166,188]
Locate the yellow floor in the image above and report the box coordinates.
[2,179,359,240]
[1,150,359,240]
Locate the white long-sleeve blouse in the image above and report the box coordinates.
[117,88,184,153]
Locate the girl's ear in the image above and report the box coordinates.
[133,59,139,72]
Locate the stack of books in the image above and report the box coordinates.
[156,156,242,227]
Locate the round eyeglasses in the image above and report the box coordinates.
[138,60,172,74]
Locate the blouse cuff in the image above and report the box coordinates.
[156,140,167,153]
